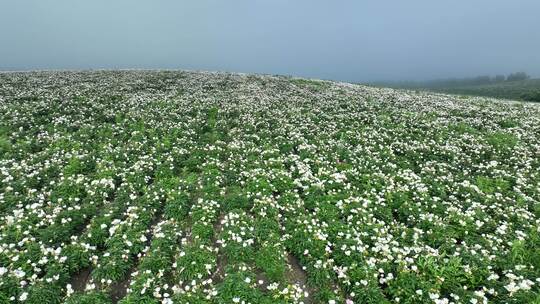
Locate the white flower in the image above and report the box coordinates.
[14,269,25,278]
[518,279,534,290]
[19,292,28,301]
[66,283,74,297]
[505,282,519,294]
[85,283,96,291]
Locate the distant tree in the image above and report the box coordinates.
[507,72,530,82]
[474,75,492,85]
[494,75,506,82]
[520,90,540,102]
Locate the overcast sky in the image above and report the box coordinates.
[1,0,539,82]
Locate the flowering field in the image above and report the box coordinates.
[1,71,539,304]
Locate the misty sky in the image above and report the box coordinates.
[1,0,539,82]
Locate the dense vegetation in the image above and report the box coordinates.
[1,71,540,303]
[427,79,540,102]
[373,73,540,102]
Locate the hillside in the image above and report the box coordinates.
[1,71,540,304]
[376,79,540,102]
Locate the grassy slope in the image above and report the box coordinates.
[373,79,540,102]
[431,79,540,102]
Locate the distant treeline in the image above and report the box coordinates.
[387,72,531,89]
[373,72,540,102]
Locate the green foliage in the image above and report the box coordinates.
[174,242,216,282]
[448,122,478,134]
[65,292,113,304]
[498,118,519,128]
[118,295,159,304]
[377,77,540,102]
[520,90,540,102]
[216,267,271,304]
[223,186,251,211]
[255,242,287,282]
[25,283,63,304]
[289,78,331,92]
[487,131,518,150]
[0,135,10,157]
[164,191,190,220]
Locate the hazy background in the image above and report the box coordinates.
[1,0,539,82]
